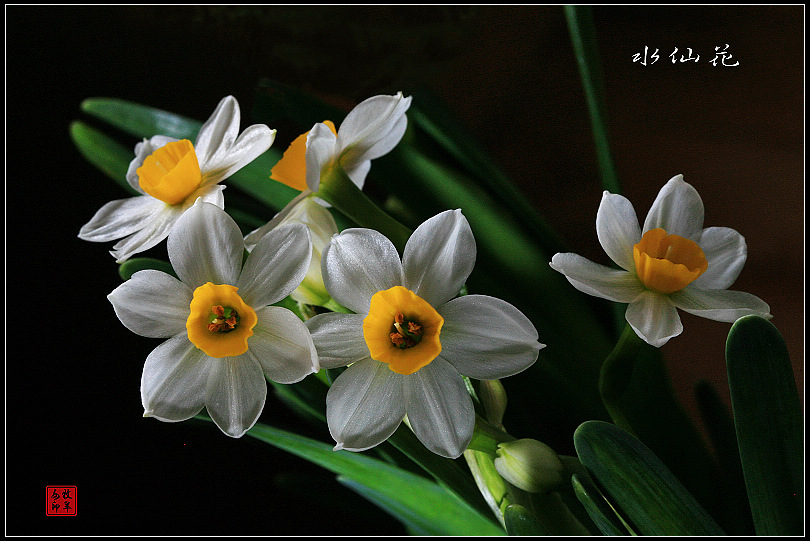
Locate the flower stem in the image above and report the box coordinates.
[317,165,412,252]
[466,415,516,456]
[598,323,719,515]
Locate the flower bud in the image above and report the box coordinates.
[494,438,565,494]
[245,194,338,307]
[479,379,508,429]
[283,197,338,307]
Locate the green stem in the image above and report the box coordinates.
[598,324,644,418]
[317,165,412,252]
[466,415,517,456]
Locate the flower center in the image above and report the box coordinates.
[137,139,202,205]
[186,283,258,358]
[363,286,443,375]
[207,305,240,332]
[633,228,708,294]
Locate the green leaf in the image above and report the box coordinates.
[81,97,201,140]
[386,424,494,520]
[243,421,504,536]
[571,473,631,535]
[725,315,803,535]
[563,5,620,195]
[574,420,725,535]
[117,257,176,280]
[336,476,442,535]
[70,121,137,194]
[504,504,548,536]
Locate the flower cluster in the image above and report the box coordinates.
[82,93,542,454]
[79,93,771,464]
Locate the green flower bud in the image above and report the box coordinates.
[494,438,565,494]
[480,379,508,428]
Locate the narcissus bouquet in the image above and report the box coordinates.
[71,8,801,536]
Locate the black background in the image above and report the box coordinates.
[6,5,803,536]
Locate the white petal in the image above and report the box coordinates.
[179,180,226,211]
[108,270,192,338]
[201,124,277,185]
[141,334,211,422]
[550,253,645,302]
[625,290,683,347]
[78,195,164,243]
[438,295,542,380]
[109,204,183,263]
[403,209,475,307]
[693,227,747,290]
[596,191,641,271]
[193,96,241,168]
[237,223,311,307]
[305,312,369,369]
[326,358,407,452]
[322,228,404,314]
[244,190,314,251]
[336,93,412,166]
[205,354,267,438]
[305,123,338,192]
[126,135,178,193]
[643,175,704,241]
[343,159,372,190]
[247,306,319,384]
[167,199,244,289]
[404,358,474,459]
[670,287,771,322]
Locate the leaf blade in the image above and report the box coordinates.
[244,421,504,536]
[574,420,725,536]
[725,315,803,535]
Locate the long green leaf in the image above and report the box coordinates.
[386,424,494,520]
[336,476,446,535]
[81,97,201,139]
[571,473,631,535]
[725,315,803,535]
[244,421,504,536]
[503,504,548,536]
[564,5,620,195]
[574,420,725,535]
[70,121,137,194]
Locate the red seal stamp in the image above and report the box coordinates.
[46,485,77,516]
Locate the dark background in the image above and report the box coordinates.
[6,5,803,535]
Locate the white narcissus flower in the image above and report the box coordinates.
[79,96,276,262]
[550,174,771,348]
[305,209,543,458]
[107,200,318,438]
[270,92,412,194]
